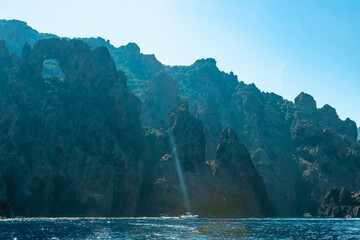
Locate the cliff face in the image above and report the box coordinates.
[0,38,144,216]
[318,187,360,218]
[1,19,360,217]
[211,128,268,217]
[138,102,268,217]
[0,36,269,217]
[80,39,164,95]
[291,93,360,213]
[164,61,360,216]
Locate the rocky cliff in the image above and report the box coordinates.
[1,19,360,217]
[318,187,360,218]
[0,38,144,216]
[0,37,269,217]
[138,102,268,217]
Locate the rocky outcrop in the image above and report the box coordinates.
[291,93,360,214]
[0,197,14,218]
[318,187,360,218]
[80,39,164,94]
[211,128,268,217]
[0,39,144,217]
[139,103,268,217]
[139,101,213,216]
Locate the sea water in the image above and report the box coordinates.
[1,217,360,239]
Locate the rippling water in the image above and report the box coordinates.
[1,217,360,239]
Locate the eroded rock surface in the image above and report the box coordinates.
[139,102,268,217]
[318,187,360,218]
[0,38,144,217]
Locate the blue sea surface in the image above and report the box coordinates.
[1,217,360,239]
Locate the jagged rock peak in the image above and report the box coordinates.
[213,127,269,216]
[219,128,238,145]
[318,104,339,119]
[120,42,141,58]
[218,128,247,152]
[193,58,217,67]
[294,92,317,111]
[215,128,251,171]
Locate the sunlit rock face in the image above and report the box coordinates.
[0,38,144,217]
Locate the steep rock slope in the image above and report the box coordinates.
[211,128,268,217]
[291,93,360,213]
[0,38,144,216]
[138,102,268,217]
[1,19,360,217]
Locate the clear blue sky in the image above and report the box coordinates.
[1,0,359,125]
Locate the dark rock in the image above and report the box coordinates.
[139,104,268,217]
[2,19,360,218]
[139,101,211,216]
[0,197,14,218]
[211,128,268,217]
[0,39,144,217]
[318,187,360,218]
[294,92,316,112]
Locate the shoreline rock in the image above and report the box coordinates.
[0,197,14,219]
[318,187,360,218]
